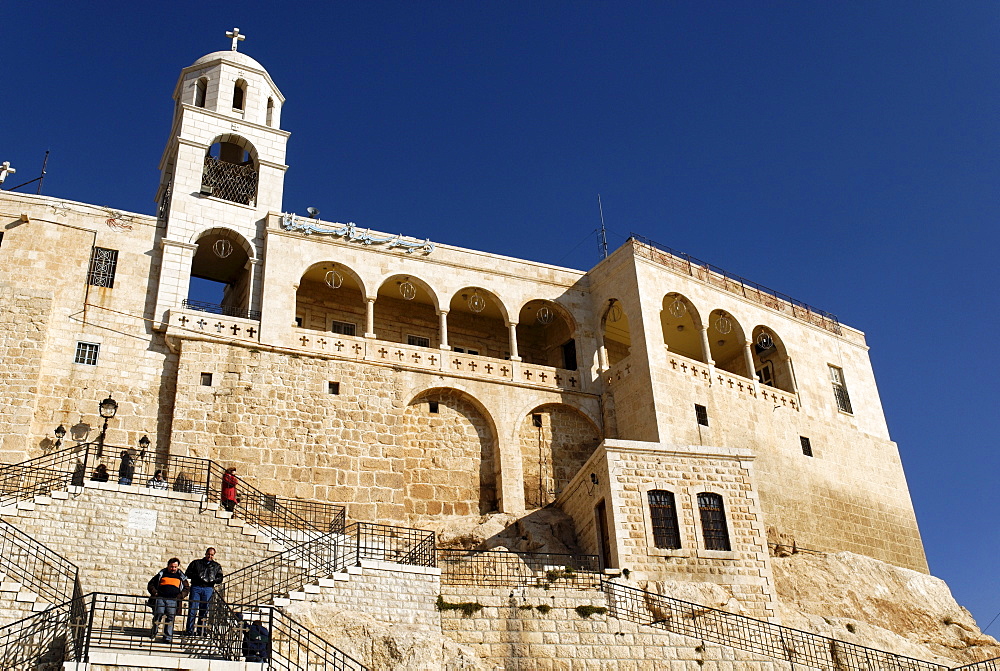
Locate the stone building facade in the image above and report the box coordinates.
[0,42,927,616]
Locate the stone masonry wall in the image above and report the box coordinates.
[0,483,275,596]
[519,404,601,509]
[439,584,790,670]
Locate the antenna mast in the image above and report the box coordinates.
[597,194,609,260]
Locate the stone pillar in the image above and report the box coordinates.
[744,341,756,380]
[785,355,798,393]
[365,298,376,338]
[598,343,609,371]
[438,310,450,350]
[700,325,715,365]
[246,257,261,318]
[154,239,199,326]
[508,322,521,361]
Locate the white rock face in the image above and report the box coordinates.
[771,550,1000,665]
[284,602,486,670]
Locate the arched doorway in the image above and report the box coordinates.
[602,299,631,367]
[520,404,601,508]
[516,300,577,369]
[707,309,749,377]
[294,262,366,335]
[661,293,704,361]
[375,275,439,346]
[751,326,795,392]
[186,228,255,319]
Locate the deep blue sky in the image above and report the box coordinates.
[4,2,997,629]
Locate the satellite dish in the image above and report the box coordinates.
[306,207,320,218]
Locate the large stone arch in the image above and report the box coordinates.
[375,274,440,346]
[661,292,704,362]
[519,403,602,509]
[186,227,256,317]
[751,325,795,393]
[400,387,499,519]
[294,262,366,335]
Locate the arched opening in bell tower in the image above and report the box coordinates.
[516,300,577,369]
[185,228,256,320]
[202,134,259,206]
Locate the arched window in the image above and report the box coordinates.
[195,78,207,108]
[648,490,681,549]
[697,492,731,551]
[266,97,274,126]
[232,79,247,111]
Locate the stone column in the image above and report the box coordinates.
[365,298,376,338]
[700,325,715,365]
[785,356,798,393]
[246,257,260,318]
[154,238,199,326]
[598,343,609,371]
[744,341,756,380]
[438,310,450,350]
[508,322,521,361]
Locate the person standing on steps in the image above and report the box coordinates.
[184,547,224,636]
[221,467,238,512]
[147,558,190,644]
[118,450,134,485]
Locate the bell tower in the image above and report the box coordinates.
[153,28,289,326]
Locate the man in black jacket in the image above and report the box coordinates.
[184,547,224,636]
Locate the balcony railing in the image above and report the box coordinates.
[439,548,601,589]
[0,518,79,606]
[201,155,257,205]
[181,298,261,321]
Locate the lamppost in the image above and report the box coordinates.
[96,394,118,461]
[53,424,66,449]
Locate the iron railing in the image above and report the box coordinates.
[629,234,843,335]
[268,606,367,670]
[0,519,79,606]
[439,548,601,589]
[221,522,436,608]
[180,298,262,321]
[0,443,346,550]
[202,155,258,205]
[602,579,947,671]
[0,594,86,670]
[953,660,1000,670]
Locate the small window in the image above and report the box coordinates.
[195,78,207,107]
[294,317,303,327]
[428,401,439,414]
[74,342,100,366]
[694,404,709,427]
[829,365,853,414]
[87,247,118,288]
[232,79,246,111]
[800,436,813,457]
[697,492,731,551]
[467,349,479,356]
[453,346,465,353]
[756,362,774,387]
[407,335,430,348]
[266,97,274,126]
[648,490,681,549]
[200,372,213,386]
[328,381,340,395]
[531,413,543,428]
[330,320,357,336]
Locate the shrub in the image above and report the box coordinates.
[575,605,607,618]
[436,595,483,617]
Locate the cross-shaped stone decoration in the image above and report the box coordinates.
[226,27,246,51]
[230,324,241,336]
[539,372,547,382]
[246,326,257,338]
[300,336,309,346]
[318,338,327,348]
[351,343,362,355]
[178,316,189,326]
[500,366,509,376]
[0,161,15,185]
[524,370,533,380]
[484,363,493,374]
[197,319,207,329]
[412,353,421,363]
[468,361,477,371]
[214,322,224,332]
[569,377,577,387]
[335,341,344,351]
[554,374,563,384]
[429,355,437,365]
[394,351,404,361]
[378,348,388,358]
[453,359,462,369]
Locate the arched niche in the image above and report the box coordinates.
[295,262,366,335]
[707,309,750,378]
[751,326,795,393]
[516,300,577,369]
[448,288,510,359]
[520,404,601,509]
[661,293,704,362]
[195,77,208,108]
[232,78,248,111]
[202,134,258,206]
[187,228,255,319]
[401,388,498,519]
[602,299,631,367]
[375,275,440,347]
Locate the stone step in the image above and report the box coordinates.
[15,501,34,511]
[0,581,23,592]
[50,490,70,500]
[287,591,305,600]
[33,496,53,505]
[302,584,321,594]
[0,505,18,516]
[272,597,291,607]
[14,590,39,603]
[31,600,51,612]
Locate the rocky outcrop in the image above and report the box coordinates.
[285,602,486,670]
[425,507,583,555]
[771,550,1000,665]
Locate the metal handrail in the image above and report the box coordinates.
[0,518,79,605]
[0,593,87,669]
[180,298,262,321]
[952,660,1000,670]
[438,548,601,589]
[602,579,947,671]
[628,234,843,335]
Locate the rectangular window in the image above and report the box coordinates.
[330,320,357,336]
[648,490,681,549]
[428,401,439,414]
[829,365,853,414]
[200,372,213,386]
[800,436,813,457]
[73,342,100,366]
[698,492,731,551]
[87,247,119,288]
[756,362,774,387]
[407,335,430,348]
[695,404,709,427]
[328,381,340,395]
[531,413,543,428]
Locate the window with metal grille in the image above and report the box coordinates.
[407,335,430,348]
[648,490,681,549]
[695,404,709,427]
[330,320,357,336]
[697,492,731,551]
[87,247,118,288]
[829,365,853,414]
[74,342,100,366]
[800,436,813,457]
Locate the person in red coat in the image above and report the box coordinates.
[221,467,238,512]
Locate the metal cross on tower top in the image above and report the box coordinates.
[226,27,246,51]
[0,162,15,185]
